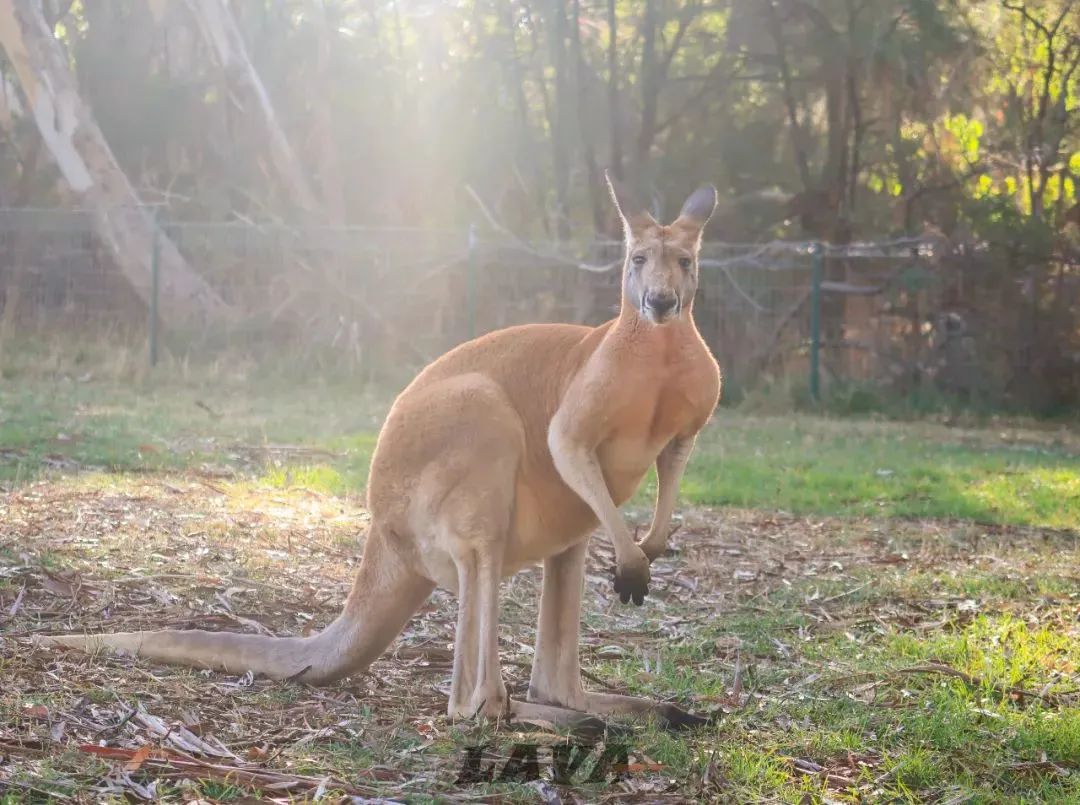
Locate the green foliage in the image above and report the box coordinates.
[0,0,1073,241]
[1,0,1079,409]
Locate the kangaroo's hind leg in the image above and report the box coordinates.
[443,513,606,729]
[527,540,590,711]
[434,449,515,719]
[396,374,520,720]
[527,537,708,729]
[446,529,508,719]
[435,417,591,725]
[412,376,603,728]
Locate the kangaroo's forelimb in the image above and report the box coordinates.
[548,415,651,605]
[638,434,697,561]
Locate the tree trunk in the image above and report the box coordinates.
[606,0,623,180]
[547,0,572,240]
[571,0,605,234]
[502,2,549,238]
[183,0,321,218]
[635,0,659,173]
[308,0,345,226]
[0,0,229,326]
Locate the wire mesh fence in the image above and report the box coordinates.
[2,208,1077,407]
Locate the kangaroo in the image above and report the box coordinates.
[38,175,722,728]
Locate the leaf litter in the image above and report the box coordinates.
[1,476,1077,801]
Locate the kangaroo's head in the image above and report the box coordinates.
[607,173,717,325]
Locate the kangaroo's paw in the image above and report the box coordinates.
[612,548,650,605]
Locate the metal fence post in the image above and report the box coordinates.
[149,211,160,368]
[809,242,823,402]
[466,223,478,340]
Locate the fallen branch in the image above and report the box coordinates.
[894,663,1074,708]
[194,400,222,419]
[133,709,237,759]
[580,668,622,691]
[820,581,871,603]
[228,443,343,459]
[785,756,855,789]
[5,584,25,617]
[74,744,392,798]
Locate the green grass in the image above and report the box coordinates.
[0,375,386,492]
[3,375,1076,528]
[587,569,1080,802]
[676,417,1079,527]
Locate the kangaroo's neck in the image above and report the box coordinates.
[588,312,703,377]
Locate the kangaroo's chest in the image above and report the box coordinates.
[597,367,716,500]
[602,387,693,459]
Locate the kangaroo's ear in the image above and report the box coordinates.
[674,184,718,234]
[605,170,656,237]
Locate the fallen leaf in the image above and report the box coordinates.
[125,744,152,772]
[23,704,49,720]
[41,571,77,597]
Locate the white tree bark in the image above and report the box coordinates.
[0,70,22,130]
[309,0,344,226]
[0,0,230,326]
[184,0,321,216]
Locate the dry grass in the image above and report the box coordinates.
[2,472,1078,802]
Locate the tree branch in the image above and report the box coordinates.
[654,58,743,136]
[765,2,813,190]
[659,3,699,76]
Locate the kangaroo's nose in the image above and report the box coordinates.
[645,292,678,316]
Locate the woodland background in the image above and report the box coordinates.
[2,7,1079,799]
[0,0,1078,412]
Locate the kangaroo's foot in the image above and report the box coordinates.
[508,700,607,736]
[638,522,683,563]
[581,691,710,730]
[444,695,606,739]
[524,685,709,732]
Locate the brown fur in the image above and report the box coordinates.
[38,175,721,728]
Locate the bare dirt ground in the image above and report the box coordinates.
[2,474,1078,802]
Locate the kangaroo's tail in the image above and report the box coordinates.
[36,526,434,684]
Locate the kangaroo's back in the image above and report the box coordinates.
[399,320,615,455]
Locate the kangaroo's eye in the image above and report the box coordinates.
[632,254,647,266]
[678,257,693,270]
